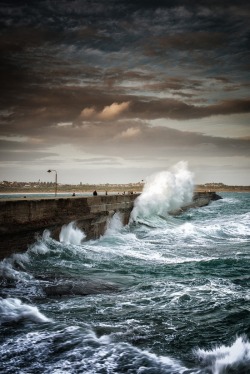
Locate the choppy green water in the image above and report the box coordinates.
[0,192,250,373]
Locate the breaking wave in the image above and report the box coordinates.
[195,335,250,374]
[59,222,86,245]
[130,161,194,222]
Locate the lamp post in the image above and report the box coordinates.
[47,169,57,197]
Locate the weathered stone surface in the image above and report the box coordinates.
[0,192,221,259]
[0,194,138,259]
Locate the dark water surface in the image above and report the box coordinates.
[0,192,250,373]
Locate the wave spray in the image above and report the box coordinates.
[59,222,86,245]
[130,161,194,222]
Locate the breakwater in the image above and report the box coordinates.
[0,194,138,259]
[169,191,222,215]
[0,192,221,259]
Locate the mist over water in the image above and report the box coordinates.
[0,164,250,374]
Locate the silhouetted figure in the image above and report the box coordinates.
[105,191,108,195]
[93,190,97,196]
[72,192,75,196]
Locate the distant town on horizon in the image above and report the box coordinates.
[0,180,250,193]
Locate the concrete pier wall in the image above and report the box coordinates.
[0,194,138,259]
[0,191,221,260]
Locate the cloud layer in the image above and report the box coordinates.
[0,0,249,184]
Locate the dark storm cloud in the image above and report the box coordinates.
[0,150,56,162]
[27,118,250,160]
[0,0,249,168]
[77,96,250,123]
[0,138,56,162]
[73,157,122,165]
[155,32,228,51]
[0,139,44,151]
[127,98,250,120]
[1,89,250,141]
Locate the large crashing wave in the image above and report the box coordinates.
[195,335,250,374]
[130,161,194,222]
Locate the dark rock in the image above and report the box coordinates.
[169,191,222,216]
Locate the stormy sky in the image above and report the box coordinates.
[0,0,249,185]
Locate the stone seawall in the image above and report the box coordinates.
[0,194,138,259]
[0,191,221,260]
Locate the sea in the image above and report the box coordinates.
[0,166,250,374]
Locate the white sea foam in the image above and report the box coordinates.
[59,221,86,245]
[27,230,52,255]
[0,259,22,280]
[104,212,124,236]
[12,252,30,267]
[130,161,194,222]
[65,327,188,374]
[42,228,51,240]
[195,335,250,374]
[0,256,32,281]
[30,241,51,255]
[0,297,51,324]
